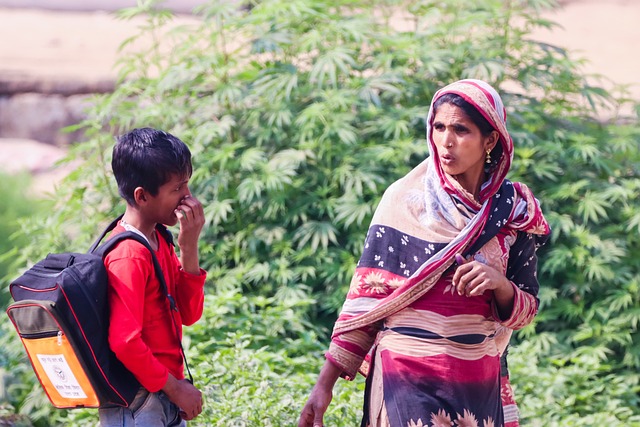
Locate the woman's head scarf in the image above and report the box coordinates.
[426,79,514,207]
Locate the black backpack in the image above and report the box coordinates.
[6,215,190,409]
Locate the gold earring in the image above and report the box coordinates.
[485,149,492,164]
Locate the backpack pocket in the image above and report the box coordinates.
[7,300,101,408]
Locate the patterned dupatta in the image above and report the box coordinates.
[329,80,550,377]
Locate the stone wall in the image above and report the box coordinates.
[0,75,114,146]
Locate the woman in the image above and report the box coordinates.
[298,79,550,427]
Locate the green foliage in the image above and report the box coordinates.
[0,172,51,307]
[184,291,364,425]
[510,341,640,426]
[2,0,640,425]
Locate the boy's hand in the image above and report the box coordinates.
[162,374,203,420]
[175,194,205,274]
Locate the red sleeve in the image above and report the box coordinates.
[172,246,206,326]
[105,248,169,392]
[162,239,207,326]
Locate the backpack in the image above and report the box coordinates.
[6,215,190,409]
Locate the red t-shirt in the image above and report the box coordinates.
[104,225,206,392]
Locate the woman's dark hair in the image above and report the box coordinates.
[433,93,495,137]
[433,93,503,171]
[112,127,193,205]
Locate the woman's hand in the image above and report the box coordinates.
[298,385,332,427]
[453,254,515,319]
[298,360,342,427]
[452,254,509,297]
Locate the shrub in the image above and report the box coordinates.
[0,172,51,307]
[3,0,640,425]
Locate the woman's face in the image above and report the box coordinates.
[432,103,497,194]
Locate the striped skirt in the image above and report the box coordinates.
[361,284,518,427]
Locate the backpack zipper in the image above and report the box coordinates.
[18,330,61,340]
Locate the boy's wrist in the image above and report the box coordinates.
[178,244,198,256]
[181,266,201,276]
[179,254,201,275]
[162,373,178,394]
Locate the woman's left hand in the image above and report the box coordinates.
[452,254,511,297]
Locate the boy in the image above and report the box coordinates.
[99,128,206,426]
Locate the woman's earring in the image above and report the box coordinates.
[485,149,492,164]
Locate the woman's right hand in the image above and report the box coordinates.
[297,385,333,427]
[298,360,342,427]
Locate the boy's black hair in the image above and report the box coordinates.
[112,128,193,206]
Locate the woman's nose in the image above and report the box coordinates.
[443,131,454,147]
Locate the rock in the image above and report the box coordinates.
[0,73,114,96]
[0,93,92,145]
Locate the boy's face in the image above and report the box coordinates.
[144,173,191,226]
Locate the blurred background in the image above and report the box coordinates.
[0,1,639,426]
[0,0,638,195]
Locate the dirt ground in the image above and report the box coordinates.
[536,0,639,100]
[0,0,638,194]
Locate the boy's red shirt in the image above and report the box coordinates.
[104,225,206,392]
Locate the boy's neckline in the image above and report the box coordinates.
[120,219,159,251]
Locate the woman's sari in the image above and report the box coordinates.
[326,80,550,427]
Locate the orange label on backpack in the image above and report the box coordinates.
[22,333,100,408]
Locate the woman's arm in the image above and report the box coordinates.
[452,231,543,325]
[298,360,343,427]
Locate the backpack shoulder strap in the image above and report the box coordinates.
[88,215,174,251]
[93,230,174,311]
[91,217,194,384]
[88,214,124,253]
[155,223,174,247]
